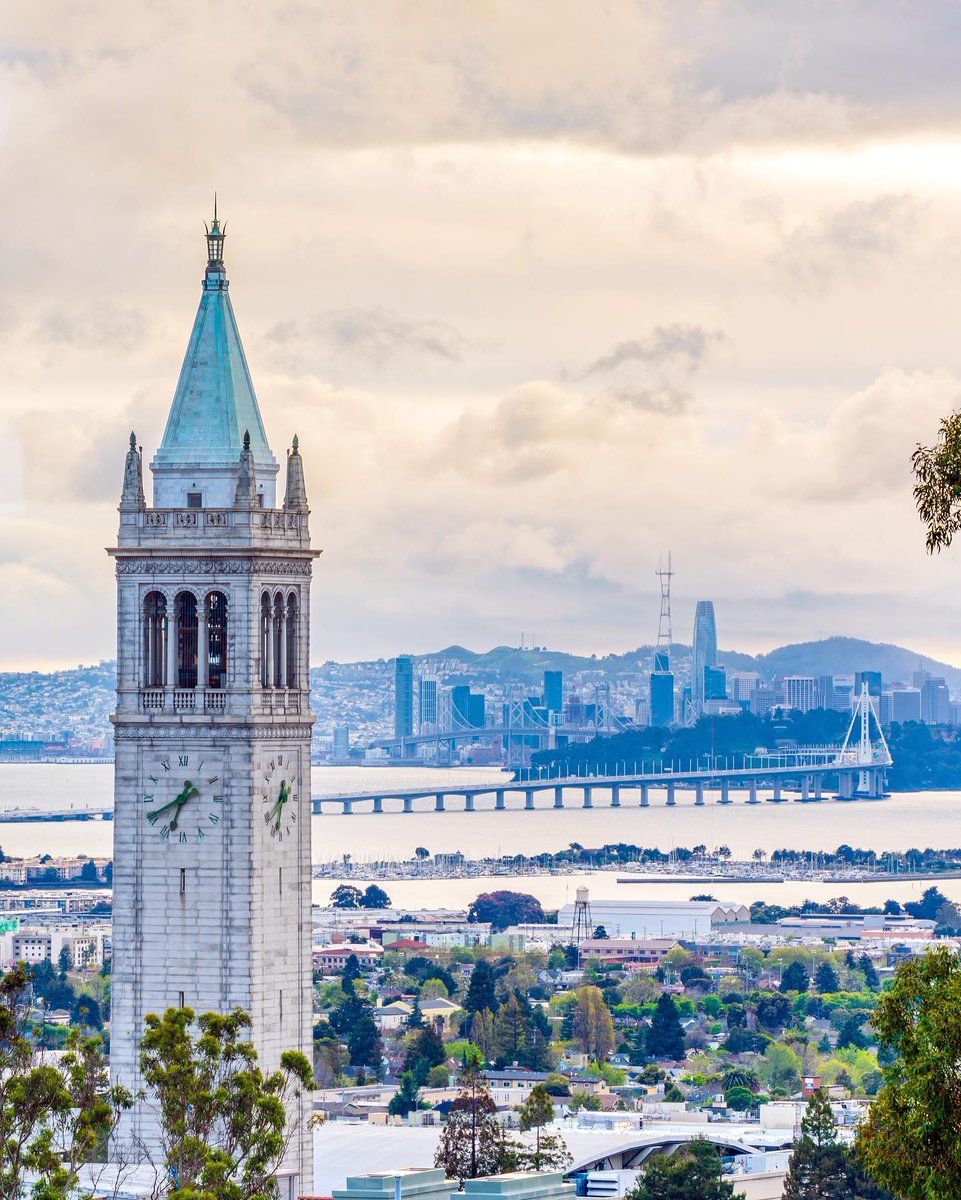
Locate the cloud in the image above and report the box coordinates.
[263,306,467,370]
[581,324,723,376]
[776,194,920,294]
[594,383,692,416]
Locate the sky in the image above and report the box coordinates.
[5,1,961,669]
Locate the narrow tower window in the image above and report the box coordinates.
[285,593,298,688]
[186,491,202,509]
[206,591,228,689]
[180,868,186,896]
[142,592,167,687]
[260,592,272,688]
[175,592,198,689]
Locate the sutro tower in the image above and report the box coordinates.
[649,552,676,727]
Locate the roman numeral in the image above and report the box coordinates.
[208,776,219,784]
[178,755,188,767]
[143,794,154,803]
[161,760,171,773]
[160,825,170,839]
[209,813,219,825]
[179,831,188,844]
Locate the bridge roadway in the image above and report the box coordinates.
[312,758,887,814]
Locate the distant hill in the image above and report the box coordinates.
[750,637,961,691]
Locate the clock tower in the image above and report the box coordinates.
[109,207,315,1192]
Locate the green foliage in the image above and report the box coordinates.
[467,891,545,931]
[329,883,364,909]
[761,1042,802,1095]
[646,993,686,1060]
[514,1082,572,1172]
[724,1085,756,1111]
[780,961,810,994]
[858,946,961,1198]
[0,964,132,1200]
[911,409,961,552]
[388,1071,422,1117]
[784,1090,891,1199]
[463,960,499,1014]
[139,1005,313,1200]
[815,961,841,993]
[404,1023,446,1085]
[572,985,615,1061]
[361,884,391,909]
[626,1138,735,1200]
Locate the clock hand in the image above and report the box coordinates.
[169,782,199,831]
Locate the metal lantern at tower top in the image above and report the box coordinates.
[205,196,225,269]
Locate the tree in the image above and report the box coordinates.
[646,993,686,1060]
[470,1009,496,1061]
[780,961,810,994]
[434,1067,508,1181]
[724,1086,756,1111]
[388,1071,423,1117]
[626,1138,734,1200]
[858,954,880,991]
[784,1090,890,1199]
[815,960,841,993]
[837,1014,868,1051]
[762,1042,802,1095]
[858,946,961,1197]
[464,960,499,1014]
[467,891,545,931]
[572,985,615,1061]
[361,884,391,909]
[493,992,529,1066]
[405,1024,446,1085]
[0,964,131,1200]
[80,859,99,883]
[330,883,364,909]
[754,990,793,1032]
[515,1084,571,1171]
[592,925,609,939]
[139,1005,313,1199]
[330,988,383,1072]
[911,409,961,551]
[414,846,430,859]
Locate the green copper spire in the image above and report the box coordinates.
[150,203,278,507]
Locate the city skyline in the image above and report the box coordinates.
[7,4,961,670]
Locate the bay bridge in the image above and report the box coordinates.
[314,686,892,815]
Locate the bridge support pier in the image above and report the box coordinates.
[747,781,759,805]
[610,785,620,808]
[435,794,446,812]
[640,785,649,808]
[342,800,352,815]
[694,783,705,806]
[465,795,475,812]
[403,797,414,814]
[799,776,810,803]
[495,790,505,810]
[373,797,383,814]
[312,799,322,815]
[582,787,593,809]
[720,781,731,805]
[666,782,676,807]
[838,773,854,800]
[554,786,565,809]
[813,776,822,801]
[772,782,782,803]
[525,790,535,811]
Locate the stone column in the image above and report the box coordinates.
[165,609,178,691]
[279,611,288,689]
[265,612,275,688]
[196,611,208,690]
[146,614,155,686]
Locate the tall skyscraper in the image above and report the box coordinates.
[691,600,718,712]
[784,675,817,712]
[418,677,438,732]
[543,670,563,716]
[110,209,313,1189]
[394,655,414,740]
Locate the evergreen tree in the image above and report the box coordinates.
[784,1090,891,1199]
[331,989,383,1073]
[407,996,424,1029]
[814,960,841,993]
[837,1014,868,1050]
[404,1023,446,1085]
[626,1139,734,1200]
[646,993,686,1060]
[388,1071,422,1117]
[493,992,529,1066]
[780,961,810,993]
[858,954,880,991]
[464,960,499,1015]
[514,1084,571,1171]
[470,1008,496,1061]
[434,1067,508,1181]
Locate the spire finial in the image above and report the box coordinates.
[205,198,226,277]
[214,191,218,223]
[284,434,308,512]
[292,433,299,450]
[129,431,137,450]
[120,430,146,512]
[243,429,251,451]
[234,430,258,509]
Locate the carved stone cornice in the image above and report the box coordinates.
[114,558,313,577]
[114,723,314,741]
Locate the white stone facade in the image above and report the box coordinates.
[108,228,316,1190]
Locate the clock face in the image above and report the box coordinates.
[141,751,225,845]
[258,752,299,842]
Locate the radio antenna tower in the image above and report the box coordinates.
[655,552,673,668]
[570,886,594,965]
